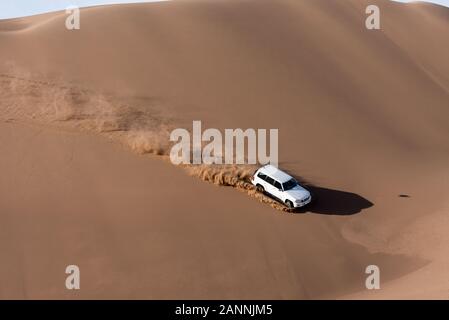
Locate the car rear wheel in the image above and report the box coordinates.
[285,200,294,209]
[256,184,265,193]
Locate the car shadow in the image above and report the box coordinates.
[284,174,373,215]
[296,185,374,215]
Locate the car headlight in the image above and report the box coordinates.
[296,196,309,203]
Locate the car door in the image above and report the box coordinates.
[272,180,284,200]
[264,176,278,199]
[256,172,268,188]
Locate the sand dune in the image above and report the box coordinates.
[0,0,449,299]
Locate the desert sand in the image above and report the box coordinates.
[0,0,448,299]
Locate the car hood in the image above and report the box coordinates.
[284,186,310,200]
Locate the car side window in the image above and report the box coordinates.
[265,176,275,185]
[257,172,267,180]
[274,181,282,190]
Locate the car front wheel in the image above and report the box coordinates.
[285,200,294,209]
[256,184,265,193]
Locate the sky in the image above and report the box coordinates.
[0,0,169,19]
[393,0,449,5]
[0,0,448,19]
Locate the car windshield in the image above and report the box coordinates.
[282,179,298,191]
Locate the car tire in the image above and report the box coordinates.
[256,184,265,193]
[285,200,294,209]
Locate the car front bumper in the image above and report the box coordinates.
[294,196,312,208]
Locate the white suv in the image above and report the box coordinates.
[251,165,312,209]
